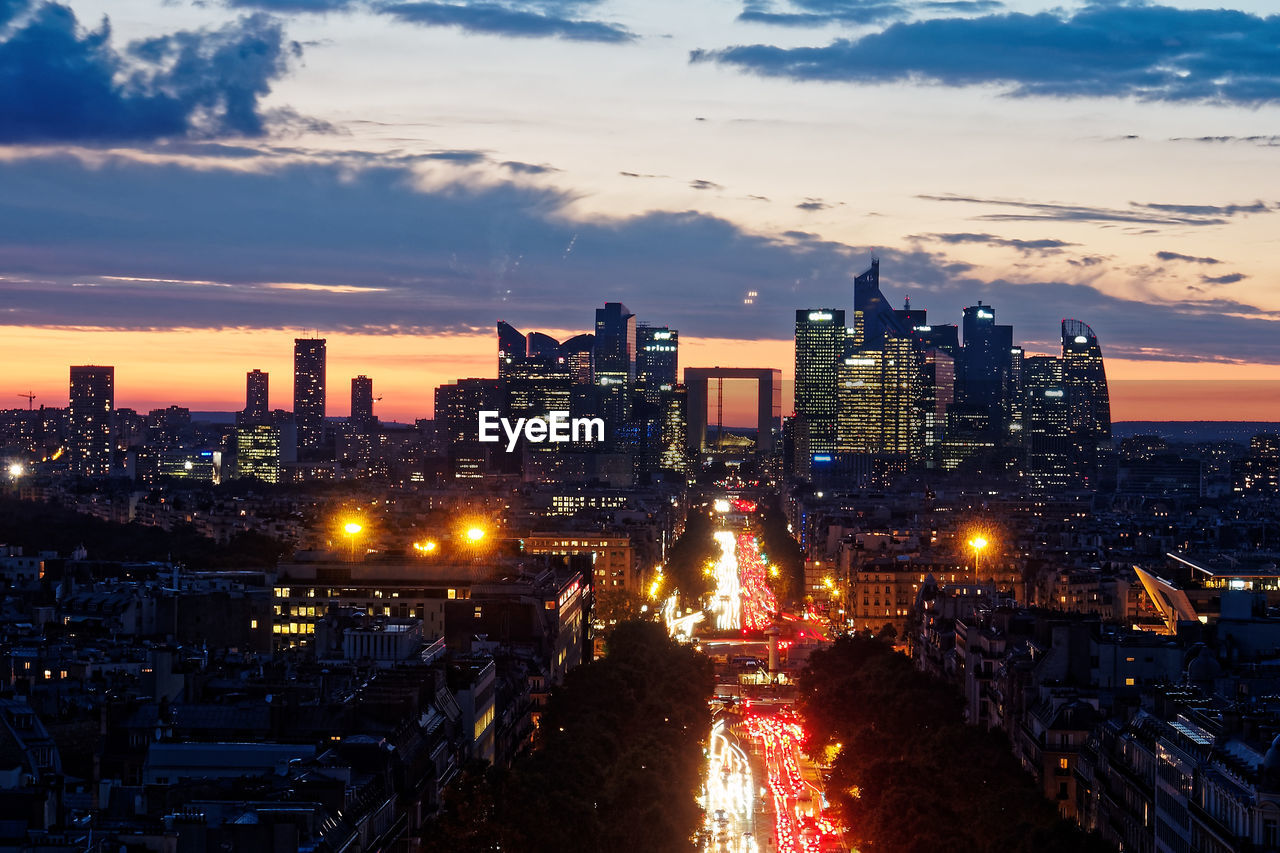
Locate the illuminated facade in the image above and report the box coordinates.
[794,308,845,455]
[68,365,114,477]
[245,369,269,424]
[236,423,281,484]
[636,324,678,404]
[524,534,636,593]
[1061,319,1111,457]
[1023,355,1071,491]
[836,336,919,458]
[293,338,326,455]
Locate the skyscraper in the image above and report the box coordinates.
[593,303,636,434]
[835,336,918,458]
[1061,319,1111,456]
[351,375,375,428]
[637,324,678,404]
[69,365,114,476]
[293,338,326,455]
[245,369,269,424]
[794,309,845,455]
[497,321,526,379]
[958,302,1015,434]
[852,259,906,351]
[1022,355,1071,491]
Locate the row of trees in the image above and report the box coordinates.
[755,495,805,605]
[0,497,288,570]
[664,506,718,607]
[424,621,714,852]
[798,636,1112,853]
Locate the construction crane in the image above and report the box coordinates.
[16,391,35,410]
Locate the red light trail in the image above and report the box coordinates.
[736,532,777,632]
[743,712,843,853]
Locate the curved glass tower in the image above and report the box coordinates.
[1060,319,1111,455]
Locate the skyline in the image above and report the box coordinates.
[3,0,1280,421]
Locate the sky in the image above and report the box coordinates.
[1,0,1279,423]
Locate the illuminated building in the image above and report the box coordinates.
[293,338,326,456]
[524,533,635,593]
[794,308,845,455]
[919,347,955,467]
[1061,319,1111,458]
[236,423,281,483]
[958,302,1014,435]
[245,369,269,424]
[851,258,906,351]
[350,375,375,428]
[656,384,688,474]
[158,449,219,482]
[1023,355,1071,491]
[497,320,525,379]
[594,302,636,431]
[1232,433,1280,494]
[836,335,918,458]
[636,324,678,404]
[561,333,595,386]
[68,365,114,477]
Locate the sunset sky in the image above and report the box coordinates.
[2,0,1279,423]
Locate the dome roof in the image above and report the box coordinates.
[1188,647,1222,682]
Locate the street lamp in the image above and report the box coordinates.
[343,521,363,562]
[464,526,487,544]
[968,536,988,576]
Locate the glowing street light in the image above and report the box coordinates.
[342,520,363,562]
[969,535,989,575]
[344,522,363,536]
[464,526,486,543]
[413,540,438,555]
[7,462,24,478]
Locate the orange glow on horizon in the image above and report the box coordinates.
[3,326,1279,423]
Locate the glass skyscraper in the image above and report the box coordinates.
[293,338,327,455]
[794,308,845,455]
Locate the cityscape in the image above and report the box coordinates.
[3,258,1280,851]
[4,0,1280,850]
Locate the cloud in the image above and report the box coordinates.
[1202,272,1246,285]
[1170,135,1280,147]
[689,179,723,190]
[378,1,634,42]
[1156,251,1221,265]
[796,200,829,211]
[2,150,1277,364]
[225,0,356,9]
[919,232,1076,254]
[916,0,1001,12]
[691,4,1280,106]
[0,3,300,143]
[0,2,302,142]
[917,193,1273,228]
[737,0,906,27]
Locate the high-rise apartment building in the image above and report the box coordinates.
[245,369,269,424]
[69,365,115,476]
[351,375,375,428]
[293,338,327,455]
[794,309,845,455]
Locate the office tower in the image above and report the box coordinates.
[68,365,115,476]
[594,303,636,432]
[958,302,1014,435]
[504,353,571,425]
[657,385,688,474]
[435,378,501,478]
[836,337,918,457]
[244,369,269,424]
[593,303,636,384]
[912,323,960,359]
[852,259,906,351]
[293,338,327,455]
[561,334,595,386]
[1005,346,1025,439]
[1061,320,1111,455]
[351,376,375,428]
[637,324,678,405]
[918,347,955,467]
[236,424,281,483]
[782,414,811,480]
[794,309,846,455]
[526,332,561,359]
[498,321,526,379]
[1022,355,1070,490]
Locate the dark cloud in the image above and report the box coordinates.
[689,179,723,190]
[738,0,905,27]
[916,0,1002,12]
[1170,135,1280,146]
[501,160,558,174]
[1156,251,1221,265]
[225,0,356,9]
[796,200,829,211]
[919,232,1076,254]
[691,4,1280,106]
[378,1,634,42]
[918,193,1273,227]
[2,150,1277,365]
[0,3,299,142]
[1203,272,1246,285]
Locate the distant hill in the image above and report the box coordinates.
[1113,422,1280,443]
